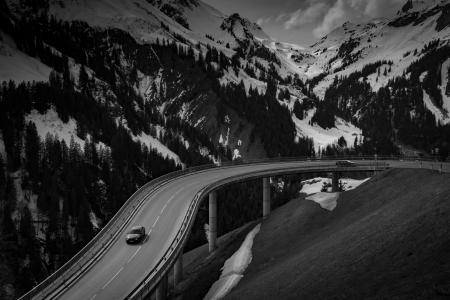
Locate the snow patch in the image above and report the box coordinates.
[232,149,241,160]
[25,109,85,148]
[204,223,261,300]
[439,57,450,115]
[300,177,329,195]
[294,109,362,152]
[300,177,371,195]
[422,89,450,124]
[133,132,182,166]
[0,131,6,160]
[89,211,101,230]
[306,192,340,211]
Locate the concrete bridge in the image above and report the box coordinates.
[18,158,450,300]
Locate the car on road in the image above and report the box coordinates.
[126,226,146,244]
[336,160,356,167]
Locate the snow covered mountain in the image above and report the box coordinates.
[276,0,450,156]
[2,0,449,160]
[2,0,321,159]
[287,0,449,96]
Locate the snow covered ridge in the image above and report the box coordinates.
[284,0,450,99]
[220,13,270,41]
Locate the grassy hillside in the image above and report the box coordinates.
[226,169,450,300]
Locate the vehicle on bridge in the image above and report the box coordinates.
[336,160,356,167]
[126,226,146,244]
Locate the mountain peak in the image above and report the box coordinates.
[220,13,269,41]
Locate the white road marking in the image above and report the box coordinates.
[102,267,124,290]
[127,246,142,264]
[152,187,186,230]
[160,203,167,214]
[152,215,160,228]
[162,188,182,209]
[89,294,97,300]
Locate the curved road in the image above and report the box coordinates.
[53,160,446,300]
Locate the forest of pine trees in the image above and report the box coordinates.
[0,77,181,297]
[311,52,450,158]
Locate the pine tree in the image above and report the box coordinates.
[0,154,5,201]
[25,122,41,186]
[446,66,450,96]
[2,176,17,240]
[79,65,89,94]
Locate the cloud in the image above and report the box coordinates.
[284,2,329,30]
[312,0,347,38]
[361,0,404,16]
[256,16,272,26]
[310,0,404,38]
[275,12,288,22]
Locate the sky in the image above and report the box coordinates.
[203,0,405,46]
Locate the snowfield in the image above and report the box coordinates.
[25,109,85,148]
[422,89,450,125]
[306,192,340,211]
[439,57,450,119]
[300,177,371,195]
[133,132,182,166]
[204,223,261,300]
[294,109,362,152]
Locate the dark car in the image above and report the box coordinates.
[125,226,146,244]
[336,160,356,167]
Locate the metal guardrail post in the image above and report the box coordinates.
[208,191,217,253]
[263,177,270,218]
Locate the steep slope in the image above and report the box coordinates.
[227,169,450,300]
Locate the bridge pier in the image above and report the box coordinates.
[173,254,183,287]
[209,191,217,253]
[331,172,340,192]
[155,273,168,300]
[263,177,271,218]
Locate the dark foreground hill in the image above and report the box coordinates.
[226,169,450,300]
